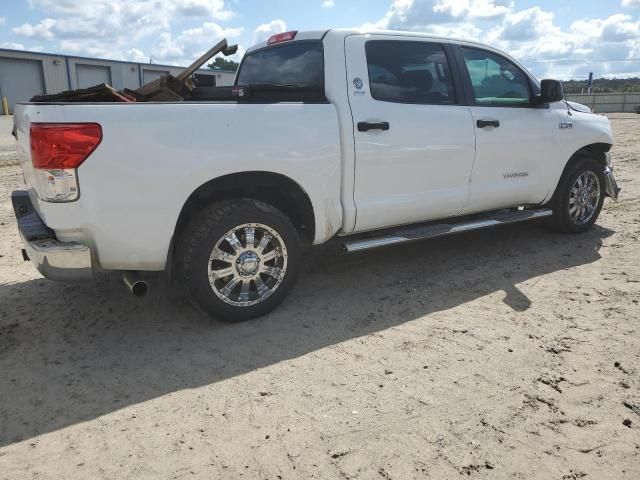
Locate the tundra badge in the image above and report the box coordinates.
[504,172,529,179]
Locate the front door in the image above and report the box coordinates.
[456,45,559,214]
[345,36,476,232]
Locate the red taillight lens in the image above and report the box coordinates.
[267,30,298,45]
[30,123,102,169]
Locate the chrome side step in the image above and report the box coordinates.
[343,209,553,253]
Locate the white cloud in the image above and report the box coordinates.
[172,0,235,19]
[1,42,25,50]
[497,7,556,41]
[485,9,574,62]
[15,1,234,43]
[361,0,413,30]
[151,22,244,65]
[0,17,5,25]
[362,0,640,79]
[622,0,640,8]
[433,0,510,19]
[13,18,57,40]
[426,22,482,40]
[322,0,335,7]
[125,48,148,63]
[253,19,287,44]
[12,0,238,62]
[24,0,233,21]
[594,14,639,42]
[363,0,511,30]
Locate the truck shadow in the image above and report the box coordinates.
[0,223,612,446]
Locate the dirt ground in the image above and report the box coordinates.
[0,113,638,479]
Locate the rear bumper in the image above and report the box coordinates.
[604,167,620,202]
[11,191,93,281]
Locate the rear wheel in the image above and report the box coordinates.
[177,199,301,321]
[550,157,605,233]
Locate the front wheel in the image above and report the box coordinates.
[177,199,301,322]
[550,157,605,233]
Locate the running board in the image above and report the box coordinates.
[343,209,553,253]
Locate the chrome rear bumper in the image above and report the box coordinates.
[12,191,93,281]
[604,167,621,202]
[20,236,93,281]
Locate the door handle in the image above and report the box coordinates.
[476,119,500,128]
[357,121,390,132]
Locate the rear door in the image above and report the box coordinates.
[455,45,558,213]
[345,35,476,232]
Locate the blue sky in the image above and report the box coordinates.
[1,1,639,79]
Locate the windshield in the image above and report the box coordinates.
[236,42,324,88]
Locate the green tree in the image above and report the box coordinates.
[208,56,239,72]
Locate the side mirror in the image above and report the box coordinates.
[535,79,564,104]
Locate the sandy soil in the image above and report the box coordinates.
[0,114,638,479]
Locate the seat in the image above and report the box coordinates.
[399,70,448,103]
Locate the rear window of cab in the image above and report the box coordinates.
[236,42,324,89]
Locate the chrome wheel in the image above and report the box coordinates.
[568,171,600,225]
[207,223,288,307]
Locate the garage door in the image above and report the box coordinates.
[0,57,45,114]
[76,64,111,89]
[143,69,170,84]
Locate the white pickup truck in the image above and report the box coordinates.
[11,29,620,321]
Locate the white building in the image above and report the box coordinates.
[0,48,237,114]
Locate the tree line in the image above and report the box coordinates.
[563,77,640,94]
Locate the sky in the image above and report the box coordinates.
[1,0,640,80]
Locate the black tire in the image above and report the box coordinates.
[176,198,301,322]
[549,157,606,233]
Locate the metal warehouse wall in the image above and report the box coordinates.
[566,93,640,113]
[0,48,236,114]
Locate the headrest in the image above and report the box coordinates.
[399,69,434,91]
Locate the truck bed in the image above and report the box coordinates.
[13,101,343,271]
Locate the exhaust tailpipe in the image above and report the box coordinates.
[123,271,150,297]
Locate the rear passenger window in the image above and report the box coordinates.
[365,41,456,105]
[460,47,531,106]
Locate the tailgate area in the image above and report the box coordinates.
[11,190,93,281]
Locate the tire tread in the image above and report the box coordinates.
[176,198,300,321]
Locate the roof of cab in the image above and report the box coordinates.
[245,28,492,54]
[242,28,537,83]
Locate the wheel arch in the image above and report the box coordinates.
[547,142,611,204]
[563,143,611,174]
[166,171,316,275]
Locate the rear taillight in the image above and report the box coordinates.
[30,123,102,202]
[267,30,297,45]
[31,123,102,169]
